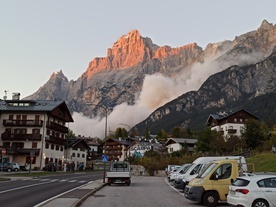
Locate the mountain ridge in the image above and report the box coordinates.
[24,19,276,136]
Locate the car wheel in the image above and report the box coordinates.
[14,168,19,172]
[252,199,269,207]
[203,191,219,207]
[7,168,12,172]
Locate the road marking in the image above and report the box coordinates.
[34,181,95,207]
[0,181,55,194]
[165,178,184,195]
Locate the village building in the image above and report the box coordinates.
[164,138,197,153]
[0,93,74,170]
[206,109,259,139]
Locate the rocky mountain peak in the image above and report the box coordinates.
[85,29,157,79]
[258,19,274,31]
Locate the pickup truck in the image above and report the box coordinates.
[106,161,131,186]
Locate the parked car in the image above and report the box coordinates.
[227,174,276,207]
[0,163,14,172]
[168,163,191,182]
[9,162,20,172]
[42,163,57,171]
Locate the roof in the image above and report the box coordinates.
[164,138,198,146]
[0,99,73,122]
[206,109,259,125]
[66,138,90,149]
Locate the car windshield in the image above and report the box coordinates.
[198,163,218,178]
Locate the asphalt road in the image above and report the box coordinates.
[80,176,232,207]
[0,172,103,207]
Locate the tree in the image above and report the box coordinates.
[195,127,217,153]
[114,127,123,138]
[241,119,268,149]
[121,128,128,138]
[65,129,76,138]
[171,126,186,138]
[144,126,151,140]
[156,129,168,142]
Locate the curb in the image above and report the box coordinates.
[72,183,108,207]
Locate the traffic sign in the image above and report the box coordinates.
[101,155,108,163]
[1,148,6,156]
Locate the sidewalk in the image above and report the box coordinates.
[38,179,107,207]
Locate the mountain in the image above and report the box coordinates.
[133,49,276,134]
[25,20,276,134]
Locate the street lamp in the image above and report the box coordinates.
[86,102,108,183]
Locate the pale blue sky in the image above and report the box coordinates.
[1,0,275,99]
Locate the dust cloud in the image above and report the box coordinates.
[70,51,264,138]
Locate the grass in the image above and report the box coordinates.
[246,151,276,173]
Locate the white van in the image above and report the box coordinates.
[181,156,246,189]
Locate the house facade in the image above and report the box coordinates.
[206,109,259,139]
[0,94,74,170]
[104,138,130,161]
[164,138,197,153]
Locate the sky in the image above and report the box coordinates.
[1,1,275,137]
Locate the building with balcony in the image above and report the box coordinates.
[103,138,130,161]
[0,96,74,170]
[206,109,259,140]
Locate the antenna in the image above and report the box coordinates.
[3,90,8,100]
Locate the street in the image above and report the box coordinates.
[0,172,103,207]
[80,176,231,207]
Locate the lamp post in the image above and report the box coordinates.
[87,102,108,183]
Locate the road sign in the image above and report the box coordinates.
[1,148,6,156]
[102,155,108,163]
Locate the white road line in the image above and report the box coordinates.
[0,181,55,194]
[34,181,95,207]
[165,178,184,195]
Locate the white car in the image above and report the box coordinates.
[227,174,276,207]
[168,164,190,182]
[9,162,20,172]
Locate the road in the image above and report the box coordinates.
[0,172,103,207]
[80,176,231,207]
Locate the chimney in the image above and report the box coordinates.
[12,92,21,100]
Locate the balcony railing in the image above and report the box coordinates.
[227,129,237,134]
[3,119,43,127]
[46,135,65,145]
[46,121,68,133]
[1,133,42,141]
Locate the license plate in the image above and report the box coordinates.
[229,190,235,195]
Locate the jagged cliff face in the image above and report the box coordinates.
[25,20,276,133]
[134,49,276,133]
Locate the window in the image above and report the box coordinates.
[82,154,85,158]
[77,153,80,158]
[212,163,232,180]
[45,143,49,149]
[32,129,40,134]
[56,145,59,150]
[51,144,54,150]
[32,142,37,148]
[72,153,75,157]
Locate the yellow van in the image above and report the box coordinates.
[184,159,247,207]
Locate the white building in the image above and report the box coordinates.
[206,109,259,140]
[164,138,197,153]
[0,94,74,170]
